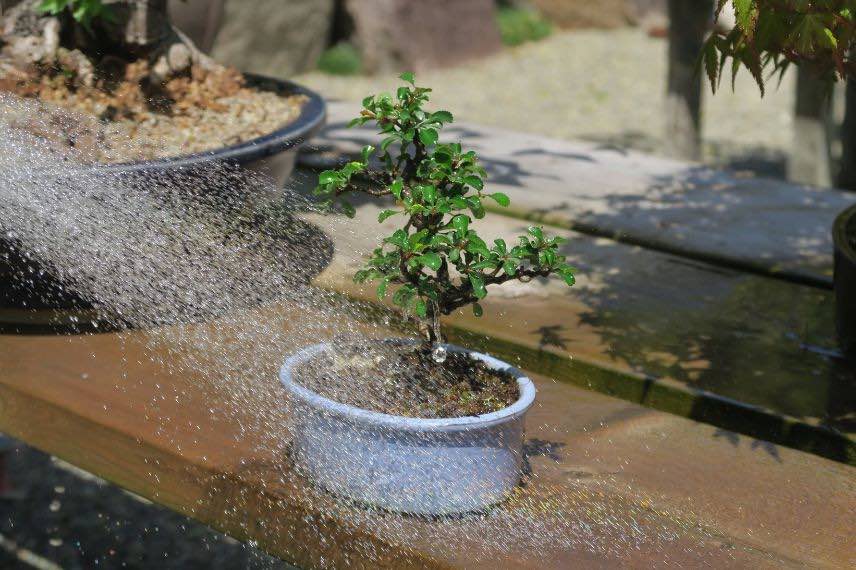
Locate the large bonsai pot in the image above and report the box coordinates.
[0,75,327,332]
[279,342,536,515]
[99,75,326,188]
[834,204,856,357]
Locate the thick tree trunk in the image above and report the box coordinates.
[103,0,171,49]
[788,66,833,187]
[837,77,856,191]
[665,0,713,161]
[0,0,214,83]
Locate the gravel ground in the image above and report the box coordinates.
[0,440,295,570]
[297,28,799,176]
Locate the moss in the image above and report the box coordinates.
[497,7,552,47]
[317,42,363,76]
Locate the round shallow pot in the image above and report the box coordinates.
[279,342,536,515]
[833,204,856,357]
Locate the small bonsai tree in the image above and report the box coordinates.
[315,73,576,348]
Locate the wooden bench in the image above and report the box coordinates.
[1,312,853,567]
[0,114,853,567]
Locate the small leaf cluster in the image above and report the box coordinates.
[704,0,856,94]
[314,73,576,343]
[38,0,112,29]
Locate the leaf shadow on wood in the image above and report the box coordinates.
[545,228,855,463]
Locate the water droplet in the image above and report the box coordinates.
[431,344,447,364]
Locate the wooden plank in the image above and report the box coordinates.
[0,320,853,567]
[303,102,856,286]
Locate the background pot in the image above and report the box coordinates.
[279,342,537,516]
[833,203,856,358]
[99,74,326,189]
[0,75,327,333]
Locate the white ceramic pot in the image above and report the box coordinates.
[279,342,536,515]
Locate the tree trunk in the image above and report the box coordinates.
[838,77,856,191]
[665,0,713,161]
[103,0,171,50]
[788,66,834,187]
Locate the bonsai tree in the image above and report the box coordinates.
[314,73,576,348]
[1,0,214,85]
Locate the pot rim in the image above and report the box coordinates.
[833,203,856,263]
[279,341,537,432]
[95,74,326,173]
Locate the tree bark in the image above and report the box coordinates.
[665,0,713,161]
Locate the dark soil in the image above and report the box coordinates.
[296,343,519,419]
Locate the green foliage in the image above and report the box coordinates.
[705,0,856,94]
[317,42,363,76]
[315,74,576,343]
[497,7,552,47]
[37,0,112,29]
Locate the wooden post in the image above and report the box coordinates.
[838,77,856,191]
[665,0,713,161]
[788,66,833,187]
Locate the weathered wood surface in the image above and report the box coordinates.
[0,318,853,568]
[303,102,856,285]
[298,174,853,459]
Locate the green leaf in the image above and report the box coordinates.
[386,229,409,248]
[318,170,339,185]
[421,185,437,204]
[469,274,487,299]
[419,128,439,147]
[376,280,389,299]
[361,144,375,163]
[392,285,415,307]
[431,110,454,124]
[463,175,484,190]
[413,298,428,318]
[733,0,758,36]
[418,253,442,271]
[472,303,484,317]
[466,237,491,258]
[502,260,518,276]
[378,209,397,222]
[489,192,510,207]
[467,197,485,219]
[340,201,356,218]
[452,215,470,235]
[399,72,416,85]
[527,226,544,241]
[389,179,403,199]
[560,269,576,286]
